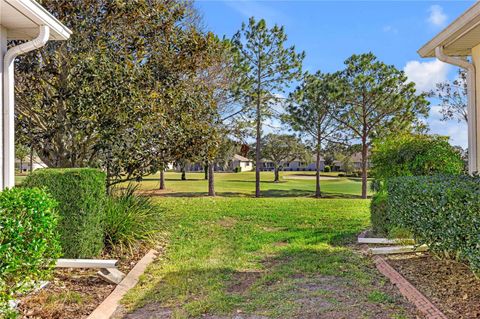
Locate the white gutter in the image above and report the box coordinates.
[2,25,50,189]
[435,46,477,174]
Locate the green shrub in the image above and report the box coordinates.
[388,175,480,272]
[324,165,331,173]
[370,191,389,237]
[0,188,60,316]
[23,168,106,258]
[234,167,241,173]
[104,184,160,253]
[372,133,464,180]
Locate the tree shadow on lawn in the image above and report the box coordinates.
[122,246,412,319]
[142,189,364,199]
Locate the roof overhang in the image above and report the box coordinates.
[418,2,480,58]
[1,0,72,41]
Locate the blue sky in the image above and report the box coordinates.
[196,0,474,148]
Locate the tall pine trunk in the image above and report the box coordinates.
[204,162,208,180]
[255,97,261,197]
[181,167,186,180]
[361,138,368,199]
[274,166,280,183]
[315,133,322,198]
[29,145,33,173]
[208,163,215,196]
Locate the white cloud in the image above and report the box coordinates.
[427,5,447,27]
[427,105,468,148]
[382,25,398,34]
[404,59,450,93]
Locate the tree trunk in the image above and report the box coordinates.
[159,169,165,190]
[315,135,321,198]
[274,166,280,183]
[29,145,33,174]
[255,98,261,197]
[361,138,368,199]
[208,163,215,196]
[181,167,186,180]
[19,159,23,173]
[204,163,208,180]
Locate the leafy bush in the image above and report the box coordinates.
[370,191,389,236]
[104,184,160,253]
[0,188,61,316]
[388,175,480,272]
[372,133,464,180]
[324,165,331,172]
[23,168,106,258]
[234,167,241,173]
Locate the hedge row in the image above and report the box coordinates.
[387,175,480,272]
[24,168,107,258]
[0,188,60,315]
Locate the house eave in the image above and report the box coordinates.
[2,0,72,41]
[418,1,480,58]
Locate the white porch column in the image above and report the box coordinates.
[472,44,480,173]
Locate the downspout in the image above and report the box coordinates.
[435,46,477,174]
[3,26,50,189]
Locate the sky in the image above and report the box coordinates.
[195,0,474,148]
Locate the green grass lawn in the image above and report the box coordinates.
[134,171,370,198]
[121,197,412,318]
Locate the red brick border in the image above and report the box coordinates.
[373,256,447,319]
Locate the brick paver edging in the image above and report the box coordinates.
[373,256,447,319]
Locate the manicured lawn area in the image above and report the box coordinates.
[136,171,371,198]
[121,197,412,318]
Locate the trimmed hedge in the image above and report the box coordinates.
[388,175,480,272]
[0,188,61,316]
[24,168,107,258]
[370,191,389,237]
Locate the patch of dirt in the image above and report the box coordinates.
[288,275,417,319]
[121,303,173,319]
[226,271,263,294]
[387,252,480,319]
[218,217,238,228]
[17,245,152,319]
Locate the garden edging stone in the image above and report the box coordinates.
[87,249,158,319]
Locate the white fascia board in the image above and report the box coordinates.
[418,1,480,58]
[5,0,72,40]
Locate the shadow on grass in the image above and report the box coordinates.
[125,245,367,318]
[143,189,364,199]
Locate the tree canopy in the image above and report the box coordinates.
[232,17,304,197]
[330,53,430,198]
[16,0,222,186]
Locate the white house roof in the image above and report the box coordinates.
[418,2,480,58]
[233,154,251,162]
[1,0,72,40]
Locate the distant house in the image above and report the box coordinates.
[261,157,324,172]
[15,157,47,172]
[261,152,370,172]
[334,152,372,171]
[230,154,253,172]
[181,154,253,172]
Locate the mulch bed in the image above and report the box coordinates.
[387,253,480,319]
[17,245,150,319]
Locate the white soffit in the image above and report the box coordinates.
[1,0,71,40]
[418,2,480,58]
